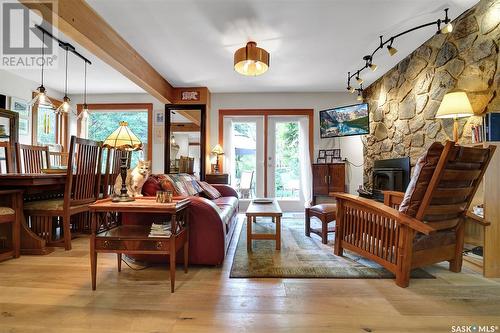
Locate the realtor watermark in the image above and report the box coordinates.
[0,0,58,69]
[451,325,499,333]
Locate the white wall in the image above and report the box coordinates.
[210,92,365,194]
[0,69,64,144]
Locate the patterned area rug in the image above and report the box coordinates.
[230,216,434,279]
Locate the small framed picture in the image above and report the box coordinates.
[9,97,30,118]
[155,112,164,125]
[19,118,29,136]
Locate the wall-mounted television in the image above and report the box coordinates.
[320,103,369,138]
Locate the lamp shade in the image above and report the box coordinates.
[211,144,224,155]
[234,42,269,76]
[103,121,142,151]
[436,91,474,119]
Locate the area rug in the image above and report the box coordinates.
[230,216,434,279]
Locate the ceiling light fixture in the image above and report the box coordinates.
[55,46,72,114]
[29,30,54,108]
[345,8,452,92]
[79,60,89,119]
[234,41,270,76]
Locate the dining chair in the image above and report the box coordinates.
[0,189,22,262]
[0,142,14,174]
[15,143,50,173]
[23,136,103,250]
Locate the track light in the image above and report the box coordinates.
[441,22,453,34]
[356,72,363,84]
[347,86,355,93]
[387,44,397,56]
[30,31,55,109]
[55,47,73,114]
[357,91,363,101]
[369,63,377,71]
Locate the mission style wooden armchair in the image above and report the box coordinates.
[23,136,103,250]
[332,141,495,287]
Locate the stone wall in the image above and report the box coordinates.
[363,0,499,188]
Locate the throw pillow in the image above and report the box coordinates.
[198,181,222,199]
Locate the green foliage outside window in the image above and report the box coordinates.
[87,111,148,168]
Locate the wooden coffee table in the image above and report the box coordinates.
[89,197,190,293]
[246,199,283,251]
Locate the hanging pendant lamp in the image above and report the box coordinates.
[29,30,54,108]
[234,41,269,76]
[55,47,73,114]
[79,61,90,119]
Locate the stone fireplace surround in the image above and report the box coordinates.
[362,0,499,189]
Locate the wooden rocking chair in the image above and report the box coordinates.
[331,141,495,287]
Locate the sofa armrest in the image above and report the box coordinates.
[210,184,238,198]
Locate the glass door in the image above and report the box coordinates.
[267,116,304,211]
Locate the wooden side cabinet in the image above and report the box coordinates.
[312,163,345,205]
[205,173,229,185]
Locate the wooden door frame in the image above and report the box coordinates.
[164,104,206,180]
[76,103,153,162]
[218,109,314,196]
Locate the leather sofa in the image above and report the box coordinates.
[121,174,239,265]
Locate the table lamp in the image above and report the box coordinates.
[211,144,224,174]
[103,121,143,202]
[435,90,474,143]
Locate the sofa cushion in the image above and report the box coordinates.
[413,230,456,251]
[160,174,202,196]
[310,204,337,215]
[399,142,444,217]
[199,181,222,199]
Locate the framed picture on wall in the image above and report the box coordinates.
[19,118,29,136]
[9,97,30,118]
[155,111,164,125]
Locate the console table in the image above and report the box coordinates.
[89,197,190,293]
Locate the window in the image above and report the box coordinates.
[37,106,57,145]
[79,104,153,169]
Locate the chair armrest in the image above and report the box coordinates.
[331,192,436,235]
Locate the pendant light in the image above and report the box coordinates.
[79,61,89,119]
[234,41,270,76]
[29,30,54,108]
[55,46,72,114]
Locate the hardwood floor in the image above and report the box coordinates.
[0,217,499,333]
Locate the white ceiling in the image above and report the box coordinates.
[8,0,479,95]
[85,0,478,93]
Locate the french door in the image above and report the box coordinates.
[222,111,312,211]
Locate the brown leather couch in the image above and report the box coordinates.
[121,175,239,265]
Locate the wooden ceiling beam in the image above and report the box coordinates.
[171,123,201,132]
[20,0,175,103]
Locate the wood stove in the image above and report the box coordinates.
[372,157,410,202]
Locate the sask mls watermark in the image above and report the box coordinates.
[0,0,58,69]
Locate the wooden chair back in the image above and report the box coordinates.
[102,147,129,198]
[64,136,103,207]
[0,142,13,174]
[179,156,194,174]
[15,143,50,173]
[416,141,495,230]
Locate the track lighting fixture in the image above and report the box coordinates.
[357,91,363,101]
[348,86,355,93]
[346,8,451,92]
[29,30,54,109]
[79,61,90,119]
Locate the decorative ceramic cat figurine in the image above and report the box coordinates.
[114,160,151,197]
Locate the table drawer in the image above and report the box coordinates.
[95,239,169,252]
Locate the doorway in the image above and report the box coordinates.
[219,109,313,211]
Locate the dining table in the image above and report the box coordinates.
[0,173,67,255]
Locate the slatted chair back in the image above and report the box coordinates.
[15,143,50,173]
[102,147,129,198]
[0,142,13,174]
[48,151,69,167]
[64,136,103,208]
[416,142,495,230]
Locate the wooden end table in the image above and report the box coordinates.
[89,197,190,293]
[245,200,283,251]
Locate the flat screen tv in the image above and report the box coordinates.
[320,103,369,138]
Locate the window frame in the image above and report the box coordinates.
[77,103,153,163]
